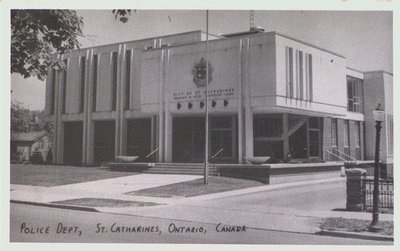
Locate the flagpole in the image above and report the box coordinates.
[204,10,209,185]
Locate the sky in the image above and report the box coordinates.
[10,10,393,110]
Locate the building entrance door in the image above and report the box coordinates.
[172,116,236,163]
[94,121,115,164]
[127,119,152,162]
[173,117,205,163]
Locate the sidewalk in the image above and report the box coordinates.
[11,173,202,205]
[10,174,393,240]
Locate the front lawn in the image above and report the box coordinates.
[128,176,263,197]
[320,217,393,236]
[10,164,138,187]
[52,198,161,208]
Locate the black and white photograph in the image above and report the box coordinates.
[2,0,397,249]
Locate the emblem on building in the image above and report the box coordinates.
[192,57,213,87]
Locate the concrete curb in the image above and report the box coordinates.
[317,229,394,242]
[11,200,99,212]
[184,177,345,201]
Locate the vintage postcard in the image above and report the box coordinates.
[2,0,397,250]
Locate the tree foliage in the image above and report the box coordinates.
[10,102,53,136]
[11,10,83,80]
[10,102,30,134]
[112,9,135,23]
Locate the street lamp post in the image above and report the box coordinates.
[369,104,385,232]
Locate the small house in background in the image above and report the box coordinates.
[10,131,52,163]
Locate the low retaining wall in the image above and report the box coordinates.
[217,162,344,184]
[216,164,270,183]
[107,160,380,185]
[268,162,343,184]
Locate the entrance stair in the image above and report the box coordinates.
[107,162,220,176]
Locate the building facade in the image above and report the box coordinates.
[45,30,393,170]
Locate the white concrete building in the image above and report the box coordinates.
[45,29,393,175]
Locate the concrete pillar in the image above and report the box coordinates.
[349,120,356,159]
[163,49,172,162]
[322,117,332,161]
[54,67,64,164]
[282,113,289,159]
[82,50,91,165]
[243,38,253,159]
[337,119,345,154]
[85,49,95,165]
[345,168,367,211]
[114,45,124,157]
[152,115,159,162]
[360,122,365,160]
[164,112,173,162]
[157,50,166,162]
[118,45,128,157]
[237,39,244,163]
[47,69,58,164]
[86,122,95,165]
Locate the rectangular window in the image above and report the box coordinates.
[62,59,68,114]
[125,50,131,110]
[286,47,294,98]
[347,76,364,113]
[210,116,234,158]
[79,56,86,113]
[355,121,361,148]
[92,54,98,112]
[387,114,393,155]
[344,120,350,148]
[50,69,56,114]
[299,51,304,100]
[331,118,338,147]
[254,115,283,138]
[111,52,118,111]
[307,54,313,101]
[308,117,321,157]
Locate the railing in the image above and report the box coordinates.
[362,177,394,209]
[323,148,346,161]
[323,147,356,162]
[210,148,224,160]
[332,148,356,161]
[209,148,224,172]
[145,148,159,159]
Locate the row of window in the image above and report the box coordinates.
[285,47,313,101]
[331,119,361,148]
[50,50,363,115]
[50,51,132,115]
[253,115,322,159]
[284,48,364,114]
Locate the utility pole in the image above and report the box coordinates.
[204,10,209,185]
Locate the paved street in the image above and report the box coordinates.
[9,165,394,245]
[196,179,347,213]
[10,203,391,244]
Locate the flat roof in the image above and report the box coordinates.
[273,32,345,59]
[69,30,215,52]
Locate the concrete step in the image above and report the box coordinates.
[143,168,219,176]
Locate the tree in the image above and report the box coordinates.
[31,110,53,136]
[10,101,30,134]
[112,9,135,23]
[11,10,83,81]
